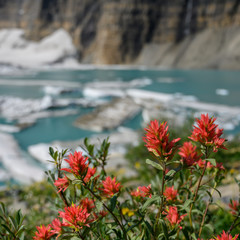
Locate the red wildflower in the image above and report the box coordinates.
[165,206,186,228]
[62,151,89,177]
[99,210,108,217]
[179,142,202,166]
[189,114,226,152]
[163,186,178,201]
[84,167,96,182]
[54,174,69,193]
[197,159,225,171]
[229,200,239,215]
[100,176,122,198]
[59,204,91,229]
[80,198,95,212]
[210,230,239,240]
[131,184,152,198]
[50,218,66,238]
[33,224,54,240]
[143,120,180,160]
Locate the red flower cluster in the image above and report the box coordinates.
[210,230,239,240]
[197,159,225,171]
[62,151,89,177]
[59,204,91,229]
[80,198,95,212]
[189,114,226,152]
[100,176,122,198]
[165,206,186,228]
[179,142,202,167]
[143,120,180,160]
[54,174,69,193]
[33,224,54,240]
[84,167,96,182]
[229,200,239,215]
[131,184,152,198]
[163,186,178,201]
[50,218,66,239]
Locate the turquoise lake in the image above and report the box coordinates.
[0,67,240,150]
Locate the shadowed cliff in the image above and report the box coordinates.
[0,0,240,69]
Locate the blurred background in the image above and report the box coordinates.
[0,0,240,186]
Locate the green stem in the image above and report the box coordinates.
[189,147,209,228]
[198,181,217,237]
[154,162,166,237]
[83,183,129,240]
[228,212,240,234]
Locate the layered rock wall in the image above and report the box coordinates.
[0,0,240,68]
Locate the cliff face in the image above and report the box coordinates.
[0,0,240,69]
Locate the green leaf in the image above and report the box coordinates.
[206,158,216,166]
[165,169,176,177]
[16,225,25,236]
[203,223,214,234]
[95,201,103,212]
[16,209,22,225]
[160,219,169,240]
[49,147,54,158]
[110,195,117,211]
[126,218,144,233]
[191,209,204,216]
[8,216,17,230]
[141,195,161,212]
[182,227,190,240]
[206,190,213,203]
[144,220,153,234]
[146,159,163,171]
[165,169,176,181]
[179,199,193,211]
[53,151,58,161]
[2,224,15,237]
[190,232,198,240]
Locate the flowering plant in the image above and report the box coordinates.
[31,114,239,239]
[1,114,239,239]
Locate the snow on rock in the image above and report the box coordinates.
[0,124,20,133]
[0,28,77,68]
[0,96,53,120]
[0,132,44,184]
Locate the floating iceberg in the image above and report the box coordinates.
[216,88,229,96]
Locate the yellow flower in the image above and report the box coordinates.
[122,208,134,217]
[122,208,129,215]
[135,162,141,169]
[128,210,134,217]
[230,168,237,175]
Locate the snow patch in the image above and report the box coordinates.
[0,28,77,68]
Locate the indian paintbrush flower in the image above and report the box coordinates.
[62,151,89,178]
[100,176,122,198]
[179,141,202,167]
[210,230,239,240]
[229,200,239,215]
[80,198,95,212]
[143,120,180,160]
[33,224,54,240]
[131,184,152,198]
[163,186,178,201]
[165,206,186,228]
[189,114,226,152]
[54,174,69,193]
[83,167,96,182]
[59,204,92,229]
[50,218,66,239]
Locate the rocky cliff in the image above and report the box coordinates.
[0,0,240,69]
